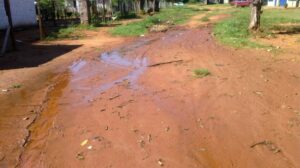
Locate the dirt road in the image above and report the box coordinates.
[1,18,300,168]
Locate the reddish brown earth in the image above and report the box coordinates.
[1,18,300,168]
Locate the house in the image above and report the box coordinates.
[0,0,36,30]
[267,0,298,7]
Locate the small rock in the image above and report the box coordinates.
[87,145,93,150]
[105,126,109,130]
[165,126,170,132]
[254,91,263,96]
[1,89,9,92]
[157,159,164,166]
[148,134,152,143]
[139,140,145,148]
[22,117,30,121]
[76,152,85,160]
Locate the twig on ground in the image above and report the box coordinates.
[148,60,183,67]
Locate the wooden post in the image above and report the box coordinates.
[36,0,45,40]
[4,0,16,50]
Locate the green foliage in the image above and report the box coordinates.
[46,24,96,40]
[213,8,264,48]
[213,8,300,48]
[12,84,22,88]
[193,69,211,78]
[110,6,200,36]
[200,16,210,22]
[40,0,65,9]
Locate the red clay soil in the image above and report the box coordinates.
[1,26,300,168]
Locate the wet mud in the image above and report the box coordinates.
[1,27,300,168]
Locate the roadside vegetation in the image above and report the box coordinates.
[110,7,206,36]
[213,7,300,48]
[46,24,97,40]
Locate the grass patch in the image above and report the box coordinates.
[110,6,203,36]
[193,68,211,78]
[200,16,210,22]
[46,24,97,40]
[213,7,300,48]
[11,84,22,88]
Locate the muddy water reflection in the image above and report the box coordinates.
[98,51,148,93]
[68,39,153,101]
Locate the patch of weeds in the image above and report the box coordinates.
[12,84,22,88]
[46,24,96,40]
[193,68,211,78]
[213,7,300,48]
[116,12,140,19]
[110,6,200,36]
[200,16,210,22]
[191,8,210,12]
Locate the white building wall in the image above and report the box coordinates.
[268,0,298,7]
[287,0,297,7]
[0,0,36,29]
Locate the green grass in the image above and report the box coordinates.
[193,68,211,78]
[11,84,22,88]
[213,8,300,48]
[46,24,97,40]
[200,16,210,22]
[110,7,205,36]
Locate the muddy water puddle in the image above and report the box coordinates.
[67,39,154,102]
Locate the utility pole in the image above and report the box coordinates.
[4,0,16,50]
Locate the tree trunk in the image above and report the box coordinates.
[154,0,160,12]
[296,0,300,7]
[148,0,154,13]
[79,0,91,24]
[102,0,107,22]
[135,0,141,13]
[140,0,145,11]
[249,0,262,31]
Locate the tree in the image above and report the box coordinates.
[154,0,160,12]
[249,0,263,31]
[296,0,299,7]
[79,0,91,24]
[134,0,141,13]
